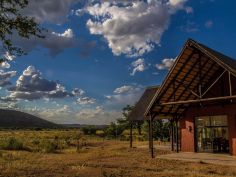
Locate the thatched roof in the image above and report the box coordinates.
[145,39,236,117]
[128,86,159,121]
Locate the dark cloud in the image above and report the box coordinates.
[21,0,78,24]
[13,29,75,57]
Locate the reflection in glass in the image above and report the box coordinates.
[195,115,229,153]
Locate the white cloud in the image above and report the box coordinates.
[104,84,144,109]
[52,28,74,38]
[155,58,175,70]
[84,0,188,57]
[75,106,120,125]
[3,51,16,61]
[72,88,85,96]
[130,58,147,76]
[168,0,187,9]
[114,85,136,94]
[7,66,78,100]
[32,105,120,125]
[205,20,213,28]
[76,97,96,105]
[0,61,10,69]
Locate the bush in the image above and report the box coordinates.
[0,137,24,150]
[81,125,97,135]
[104,122,124,137]
[39,140,58,153]
[95,130,105,137]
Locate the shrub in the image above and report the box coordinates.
[104,122,124,138]
[0,137,24,150]
[95,130,105,137]
[81,125,97,135]
[39,140,58,153]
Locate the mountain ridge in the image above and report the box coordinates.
[0,109,60,129]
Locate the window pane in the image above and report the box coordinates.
[196,116,210,127]
[211,115,228,126]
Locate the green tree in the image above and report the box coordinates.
[0,0,44,61]
[141,120,170,141]
[116,105,133,130]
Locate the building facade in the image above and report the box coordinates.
[143,39,236,156]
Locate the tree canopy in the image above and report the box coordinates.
[0,0,44,60]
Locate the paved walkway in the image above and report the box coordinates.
[156,152,236,166]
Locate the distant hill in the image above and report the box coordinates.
[0,109,60,129]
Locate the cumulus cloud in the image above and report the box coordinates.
[7,66,76,100]
[72,88,85,96]
[84,0,188,57]
[0,70,16,87]
[155,58,176,70]
[130,58,147,76]
[3,51,16,61]
[75,106,120,125]
[76,97,96,105]
[13,28,75,57]
[52,29,74,38]
[0,61,11,69]
[114,85,138,94]
[35,105,120,125]
[21,0,77,24]
[104,84,144,109]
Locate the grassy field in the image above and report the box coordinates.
[0,130,236,177]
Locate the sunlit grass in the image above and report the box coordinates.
[0,129,235,177]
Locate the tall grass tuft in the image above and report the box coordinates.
[0,137,24,150]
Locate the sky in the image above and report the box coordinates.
[0,0,236,125]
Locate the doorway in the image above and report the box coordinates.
[195,115,229,153]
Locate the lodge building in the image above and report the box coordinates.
[129,39,236,156]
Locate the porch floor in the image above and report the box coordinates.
[156,152,236,166]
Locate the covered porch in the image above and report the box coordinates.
[129,39,236,158]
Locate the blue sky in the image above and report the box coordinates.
[0,0,236,124]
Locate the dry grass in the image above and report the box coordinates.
[0,130,235,177]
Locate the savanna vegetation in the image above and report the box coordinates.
[0,129,236,177]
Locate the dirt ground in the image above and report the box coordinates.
[0,131,236,177]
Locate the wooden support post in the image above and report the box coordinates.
[175,118,179,153]
[130,122,133,148]
[148,120,151,150]
[150,115,154,158]
[171,119,174,151]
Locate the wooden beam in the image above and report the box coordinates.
[201,70,226,97]
[175,79,200,98]
[229,71,232,96]
[166,58,211,115]
[173,62,219,114]
[154,51,196,104]
[160,95,236,106]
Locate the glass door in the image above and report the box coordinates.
[195,115,229,153]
